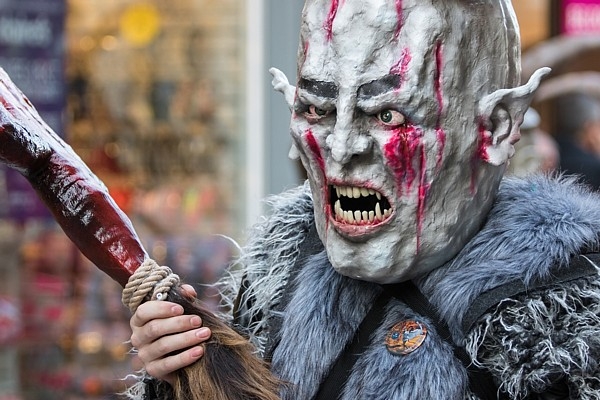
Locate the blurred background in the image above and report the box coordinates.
[0,0,599,398]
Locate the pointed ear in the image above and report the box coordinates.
[269,67,296,111]
[478,67,551,166]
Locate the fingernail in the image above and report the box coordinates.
[196,327,210,338]
[171,305,184,315]
[190,316,202,327]
[190,346,203,358]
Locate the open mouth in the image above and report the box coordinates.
[330,185,393,225]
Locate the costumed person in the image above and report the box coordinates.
[554,91,600,191]
[129,0,600,399]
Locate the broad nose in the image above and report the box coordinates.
[326,119,372,165]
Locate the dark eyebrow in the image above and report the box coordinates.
[358,74,402,99]
[298,78,338,99]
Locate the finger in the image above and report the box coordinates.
[130,301,184,328]
[180,284,197,299]
[131,314,204,348]
[138,327,211,364]
[144,345,205,381]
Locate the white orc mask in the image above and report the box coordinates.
[272,0,550,283]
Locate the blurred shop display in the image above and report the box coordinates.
[560,0,600,35]
[0,0,66,224]
[521,2,600,182]
[0,220,234,399]
[0,0,245,399]
[66,0,242,205]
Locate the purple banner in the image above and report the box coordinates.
[561,0,600,35]
[0,0,65,222]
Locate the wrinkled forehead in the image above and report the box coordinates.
[299,0,447,85]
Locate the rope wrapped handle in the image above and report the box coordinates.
[122,259,181,313]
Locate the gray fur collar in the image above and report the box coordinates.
[419,174,600,342]
[218,181,315,352]
[253,175,600,399]
[271,251,469,399]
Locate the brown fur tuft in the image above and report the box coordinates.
[167,288,283,400]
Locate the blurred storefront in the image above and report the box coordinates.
[0,0,263,398]
[520,0,600,136]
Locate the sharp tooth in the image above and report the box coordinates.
[354,210,362,222]
[339,186,346,197]
[384,208,391,218]
[360,188,369,197]
[376,192,381,200]
[368,189,375,196]
[336,186,341,198]
[368,211,375,222]
[353,187,360,198]
[335,200,342,218]
[362,211,368,221]
[375,202,383,220]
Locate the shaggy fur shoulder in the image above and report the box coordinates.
[419,175,600,339]
[217,182,315,353]
[419,174,600,398]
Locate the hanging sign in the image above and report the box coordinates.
[0,0,66,221]
[561,0,600,35]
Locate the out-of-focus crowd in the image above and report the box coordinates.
[509,92,600,192]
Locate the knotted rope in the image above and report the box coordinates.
[122,258,181,313]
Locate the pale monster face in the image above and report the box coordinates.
[279,0,547,283]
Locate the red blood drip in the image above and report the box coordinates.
[384,125,428,251]
[384,125,423,196]
[300,40,310,71]
[324,0,340,41]
[471,120,491,194]
[433,42,446,171]
[416,145,430,250]
[394,0,404,38]
[305,129,325,174]
[305,129,329,222]
[434,42,443,126]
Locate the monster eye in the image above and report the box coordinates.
[377,110,405,127]
[307,105,329,117]
[303,104,333,123]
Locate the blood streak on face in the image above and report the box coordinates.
[384,125,423,196]
[305,128,329,218]
[417,145,431,250]
[384,125,428,249]
[433,41,446,171]
[305,128,325,174]
[471,120,491,193]
[394,0,404,38]
[298,41,310,74]
[324,0,340,41]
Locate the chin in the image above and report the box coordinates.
[322,232,417,283]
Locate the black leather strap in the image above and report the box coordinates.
[314,280,504,400]
[314,289,391,400]
[384,281,506,400]
[462,253,600,334]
